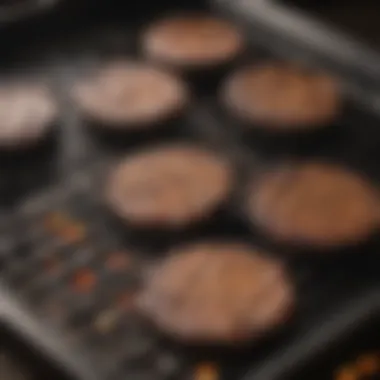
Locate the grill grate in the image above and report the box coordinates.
[0,2,379,380]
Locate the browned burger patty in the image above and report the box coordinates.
[142,14,245,70]
[137,242,294,344]
[221,62,341,130]
[248,163,380,249]
[105,145,232,228]
[0,81,58,148]
[71,61,189,128]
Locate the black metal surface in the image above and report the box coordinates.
[1,352,33,380]
[291,306,380,380]
[0,0,61,24]
[242,289,380,380]
[1,326,70,380]
[215,0,380,91]
[282,0,380,51]
[0,1,380,380]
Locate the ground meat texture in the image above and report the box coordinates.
[248,163,380,249]
[141,14,245,69]
[137,242,294,344]
[106,146,232,228]
[0,81,58,148]
[221,62,341,129]
[71,62,189,128]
